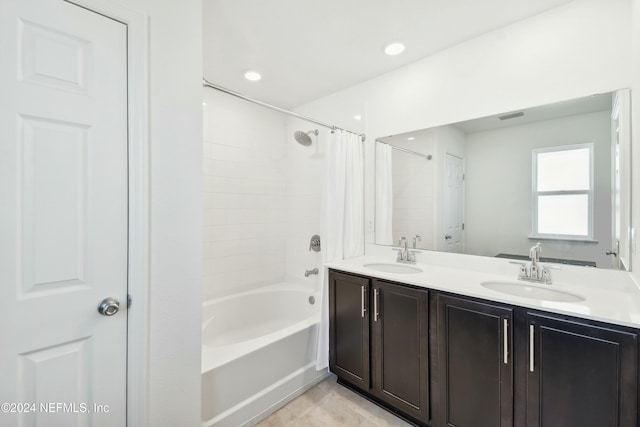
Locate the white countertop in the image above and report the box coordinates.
[326,253,640,329]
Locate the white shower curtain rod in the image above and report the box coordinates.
[376,140,432,160]
[203,78,366,142]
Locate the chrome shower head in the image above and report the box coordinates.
[294,129,318,146]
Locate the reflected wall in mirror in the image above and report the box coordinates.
[375,90,632,270]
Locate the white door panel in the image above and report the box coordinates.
[1,0,128,425]
[444,154,464,253]
[611,89,631,270]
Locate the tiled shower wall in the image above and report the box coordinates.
[202,90,323,300]
[203,90,288,299]
[284,120,324,281]
[391,138,436,250]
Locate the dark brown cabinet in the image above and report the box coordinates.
[328,270,370,390]
[437,294,514,427]
[330,269,639,427]
[438,292,639,427]
[524,311,638,427]
[329,269,430,426]
[372,280,429,423]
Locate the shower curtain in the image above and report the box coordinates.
[316,129,364,371]
[375,142,393,245]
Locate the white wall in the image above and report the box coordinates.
[465,111,612,267]
[295,0,632,255]
[124,0,203,425]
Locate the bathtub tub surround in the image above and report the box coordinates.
[201,284,326,426]
[327,250,640,426]
[202,88,331,426]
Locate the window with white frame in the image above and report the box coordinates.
[532,144,594,240]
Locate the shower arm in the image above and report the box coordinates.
[202,78,366,142]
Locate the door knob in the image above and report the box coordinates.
[445,234,452,240]
[98,298,120,316]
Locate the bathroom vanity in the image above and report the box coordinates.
[327,258,640,427]
[329,271,430,423]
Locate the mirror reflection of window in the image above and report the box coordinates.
[532,144,594,239]
[374,90,633,270]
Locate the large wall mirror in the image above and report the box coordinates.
[375,90,632,271]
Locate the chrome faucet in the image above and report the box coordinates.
[510,243,556,284]
[529,243,541,280]
[413,234,421,249]
[304,268,319,277]
[394,237,418,264]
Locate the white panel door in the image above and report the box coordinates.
[444,154,464,253]
[610,89,631,270]
[0,0,128,425]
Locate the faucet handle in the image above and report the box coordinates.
[393,248,404,261]
[540,264,560,284]
[509,261,529,279]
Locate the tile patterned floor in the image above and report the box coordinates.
[255,375,412,427]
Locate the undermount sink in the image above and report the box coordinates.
[363,263,423,274]
[481,281,585,303]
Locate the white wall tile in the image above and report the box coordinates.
[202,92,327,299]
[203,89,296,299]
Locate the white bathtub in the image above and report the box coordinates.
[201,284,326,427]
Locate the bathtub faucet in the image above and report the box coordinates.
[305,268,319,277]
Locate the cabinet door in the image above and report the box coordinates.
[437,294,513,427]
[371,280,429,424]
[329,270,370,389]
[526,312,638,427]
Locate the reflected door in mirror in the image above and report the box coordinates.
[444,153,464,253]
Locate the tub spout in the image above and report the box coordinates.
[305,268,319,277]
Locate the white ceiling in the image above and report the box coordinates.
[379,92,612,146]
[203,0,575,109]
[452,92,612,134]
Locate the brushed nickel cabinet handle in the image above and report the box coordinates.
[374,289,379,322]
[503,318,508,364]
[529,324,535,372]
[361,286,366,318]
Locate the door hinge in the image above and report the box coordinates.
[462,173,465,181]
[462,223,465,230]
[127,294,132,308]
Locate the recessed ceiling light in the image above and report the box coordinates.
[384,42,405,56]
[244,70,262,81]
[354,115,362,121]
[202,101,207,107]
[407,137,415,141]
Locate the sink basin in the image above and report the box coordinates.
[481,281,585,303]
[363,263,423,274]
